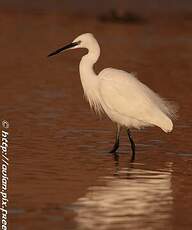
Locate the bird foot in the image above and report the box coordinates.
[109,149,117,153]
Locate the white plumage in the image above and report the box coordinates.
[99,68,174,132]
[48,33,176,161]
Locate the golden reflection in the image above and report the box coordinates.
[74,160,173,230]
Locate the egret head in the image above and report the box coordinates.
[48,33,98,57]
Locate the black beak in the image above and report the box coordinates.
[47,42,79,57]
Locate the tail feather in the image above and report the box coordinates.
[155,112,173,133]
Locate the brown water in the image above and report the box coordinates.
[0,8,192,230]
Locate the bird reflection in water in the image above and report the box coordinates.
[73,155,173,230]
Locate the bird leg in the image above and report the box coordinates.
[109,125,121,153]
[127,129,136,162]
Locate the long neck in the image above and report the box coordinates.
[79,42,102,112]
[79,41,100,78]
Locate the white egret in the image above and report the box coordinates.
[48,33,176,161]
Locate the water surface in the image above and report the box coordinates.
[0,6,191,230]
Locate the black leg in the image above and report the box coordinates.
[113,152,119,176]
[109,125,121,153]
[127,129,136,162]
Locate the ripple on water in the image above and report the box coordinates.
[73,168,173,230]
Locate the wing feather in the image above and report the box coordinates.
[99,68,175,128]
